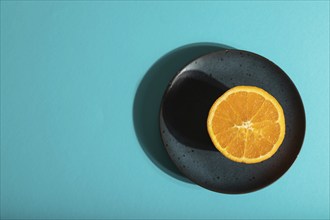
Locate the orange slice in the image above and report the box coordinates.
[207,86,285,164]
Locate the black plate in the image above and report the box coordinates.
[160,49,306,194]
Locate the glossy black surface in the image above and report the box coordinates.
[160,50,306,194]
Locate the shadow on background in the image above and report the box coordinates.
[133,42,234,183]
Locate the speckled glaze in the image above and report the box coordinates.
[160,50,306,194]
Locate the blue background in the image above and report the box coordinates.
[1,1,329,219]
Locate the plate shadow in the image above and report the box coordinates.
[133,42,234,183]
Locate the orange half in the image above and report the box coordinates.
[207,86,285,164]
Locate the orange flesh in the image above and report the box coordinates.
[207,86,285,164]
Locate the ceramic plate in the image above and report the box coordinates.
[160,49,305,193]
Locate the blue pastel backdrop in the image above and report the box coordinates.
[1,1,329,219]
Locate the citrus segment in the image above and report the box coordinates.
[207,86,285,164]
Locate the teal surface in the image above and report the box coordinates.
[1,1,329,219]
